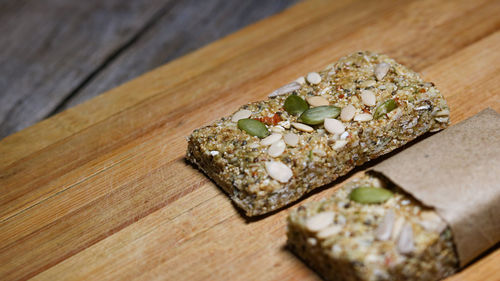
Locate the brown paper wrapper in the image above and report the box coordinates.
[369,108,500,267]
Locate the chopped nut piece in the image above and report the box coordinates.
[283,133,299,146]
[340,105,356,121]
[435,109,450,116]
[231,109,252,122]
[324,118,345,135]
[307,72,322,85]
[271,125,285,133]
[354,113,373,122]
[292,122,314,132]
[265,161,293,183]
[397,223,415,254]
[392,216,405,240]
[268,140,286,157]
[261,133,282,146]
[375,210,395,241]
[360,80,376,88]
[332,140,348,150]
[306,96,330,107]
[317,224,342,239]
[268,82,302,97]
[375,62,390,80]
[306,211,335,232]
[360,90,377,106]
[295,76,306,85]
[419,211,447,233]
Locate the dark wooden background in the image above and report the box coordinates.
[0,0,299,139]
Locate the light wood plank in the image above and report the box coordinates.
[27,29,500,281]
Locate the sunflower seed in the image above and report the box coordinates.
[340,105,356,121]
[268,140,286,157]
[317,225,342,239]
[324,118,345,134]
[261,133,282,146]
[231,109,252,122]
[306,96,330,107]
[268,82,302,97]
[397,223,415,254]
[306,72,322,84]
[291,122,314,132]
[283,133,299,146]
[306,211,335,232]
[375,62,390,80]
[354,113,373,122]
[375,210,395,241]
[295,76,306,85]
[332,140,348,150]
[265,161,293,183]
[361,90,377,106]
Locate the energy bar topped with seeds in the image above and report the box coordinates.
[287,174,458,281]
[186,51,449,216]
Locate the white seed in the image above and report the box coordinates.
[354,113,373,122]
[397,223,415,254]
[375,62,391,80]
[265,161,293,183]
[292,122,314,132]
[418,211,447,233]
[306,72,322,85]
[435,117,449,123]
[319,86,332,95]
[261,133,282,146]
[231,109,252,122]
[415,105,430,110]
[317,225,342,239]
[324,118,345,135]
[306,211,335,232]
[340,105,356,121]
[268,82,302,97]
[268,140,286,157]
[360,90,377,106]
[209,151,219,156]
[306,96,330,107]
[340,131,349,140]
[278,120,291,129]
[360,80,376,88]
[332,140,348,150]
[283,133,299,146]
[391,217,405,240]
[375,210,395,241]
[271,125,285,133]
[295,76,306,85]
[435,109,450,116]
[307,237,317,246]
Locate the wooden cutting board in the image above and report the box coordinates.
[1,0,499,280]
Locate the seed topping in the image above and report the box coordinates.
[265,161,293,183]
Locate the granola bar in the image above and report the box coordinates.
[186,51,449,216]
[287,174,458,281]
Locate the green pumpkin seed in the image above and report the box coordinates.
[284,95,309,115]
[349,187,393,204]
[237,118,270,138]
[299,106,341,125]
[374,99,397,119]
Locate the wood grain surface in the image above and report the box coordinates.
[1,0,499,280]
[0,0,298,138]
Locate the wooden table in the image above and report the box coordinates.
[1,0,499,280]
[0,0,297,139]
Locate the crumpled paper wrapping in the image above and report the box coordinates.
[370,108,500,266]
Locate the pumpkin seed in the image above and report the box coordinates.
[374,99,397,119]
[237,119,270,138]
[284,95,309,115]
[349,187,393,204]
[299,106,340,125]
